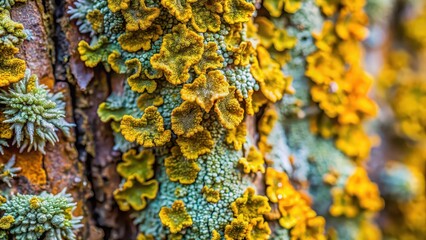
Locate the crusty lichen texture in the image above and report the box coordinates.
[70,0,388,239]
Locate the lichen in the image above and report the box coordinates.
[0,190,82,240]
[114,176,159,211]
[150,24,204,85]
[0,69,73,153]
[120,106,171,147]
[117,149,155,182]
[159,200,193,234]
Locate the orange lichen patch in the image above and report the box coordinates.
[191,0,221,32]
[265,168,291,203]
[0,46,26,87]
[176,129,214,159]
[161,0,196,22]
[223,0,255,24]
[202,186,221,203]
[345,167,384,212]
[239,147,265,174]
[258,106,278,136]
[114,176,158,211]
[107,51,127,74]
[0,150,47,186]
[171,101,204,137]
[335,125,372,161]
[78,36,114,69]
[315,0,340,16]
[226,121,247,150]
[225,23,243,50]
[150,24,204,85]
[335,8,369,41]
[107,0,130,12]
[165,146,200,184]
[231,187,271,221]
[126,58,157,93]
[0,113,12,139]
[137,93,163,112]
[86,9,104,33]
[118,24,162,52]
[181,70,229,112]
[313,21,338,53]
[329,187,358,217]
[120,106,171,147]
[232,41,254,66]
[246,218,271,240]
[305,51,344,85]
[273,28,297,52]
[256,46,292,102]
[212,230,221,240]
[159,200,193,234]
[122,0,160,31]
[117,149,155,182]
[215,87,244,129]
[194,42,224,75]
[224,215,249,240]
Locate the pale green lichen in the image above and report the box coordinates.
[0,70,74,154]
[0,190,82,240]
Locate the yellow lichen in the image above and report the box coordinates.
[120,106,171,147]
[263,0,302,17]
[176,129,214,159]
[0,113,12,140]
[335,8,369,41]
[224,215,249,240]
[107,51,127,74]
[78,36,114,69]
[226,121,247,150]
[161,0,196,22]
[118,24,162,52]
[117,149,155,182]
[136,233,155,240]
[223,0,255,24]
[315,0,340,16]
[113,176,158,211]
[86,9,104,33]
[329,187,358,217]
[246,218,271,240]
[238,147,265,174]
[0,215,14,230]
[137,93,164,111]
[126,58,157,93]
[232,41,254,66]
[191,0,221,32]
[171,101,204,137]
[107,0,130,12]
[181,70,229,112]
[231,187,271,221]
[202,186,221,203]
[256,46,292,102]
[211,230,221,240]
[273,28,297,52]
[225,23,243,50]
[159,200,193,234]
[214,86,244,130]
[258,106,278,136]
[194,42,224,75]
[165,146,200,184]
[0,45,26,87]
[151,24,204,85]
[122,0,160,31]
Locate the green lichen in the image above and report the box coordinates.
[0,70,74,154]
[0,190,82,240]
